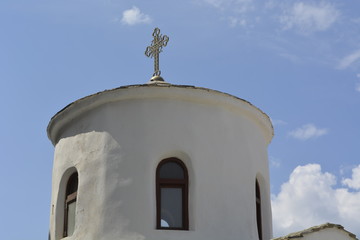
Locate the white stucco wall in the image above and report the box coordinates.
[48,84,273,240]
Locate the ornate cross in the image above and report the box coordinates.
[145,28,169,77]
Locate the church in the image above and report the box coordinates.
[47,28,357,240]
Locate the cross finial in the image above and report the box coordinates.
[145,28,169,81]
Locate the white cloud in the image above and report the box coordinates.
[337,50,360,70]
[272,164,360,237]
[280,2,339,33]
[120,6,152,26]
[342,165,360,190]
[289,124,328,140]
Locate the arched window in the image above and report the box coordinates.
[156,158,189,230]
[256,179,262,240]
[63,172,78,237]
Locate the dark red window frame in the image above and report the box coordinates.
[156,158,189,230]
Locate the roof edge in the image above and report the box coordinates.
[272,223,358,240]
[47,83,274,145]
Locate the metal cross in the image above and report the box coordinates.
[145,28,169,77]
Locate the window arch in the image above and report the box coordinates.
[256,179,262,240]
[156,158,189,230]
[63,172,78,237]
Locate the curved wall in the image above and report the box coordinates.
[48,84,273,240]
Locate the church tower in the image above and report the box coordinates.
[47,28,274,240]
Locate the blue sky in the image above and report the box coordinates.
[1,0,360,239]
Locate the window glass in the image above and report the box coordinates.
[64,172,78,237]
[256,180,262,240]
[161,188,183,228]
[161,219,170,228]
[156,158,188,230]
[67,201,76,236]
[66,174,78,196]
[159,162,184,179]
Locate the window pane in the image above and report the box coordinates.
[159,162,184,179]
[66,173,78,195]
[161,188,183,228]
[256,180,262,240]
[67,201,76,236]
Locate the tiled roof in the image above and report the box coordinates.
[272,223,358,240]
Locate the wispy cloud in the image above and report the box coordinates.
[356,84,360,92]
[202,0,254,12]
[228,16,247,27]
[352,18,360,24]
[271,118,288,126]
[355,74,360,92]
[120,6,152,26]
[201,0,254,27]
[202,0,226,9]
[279,2,340,33]
[272,164,360,237]
[278,52,301,63]
[289,124,328,140]
[337,50,360,70]
[270,156,281,168]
